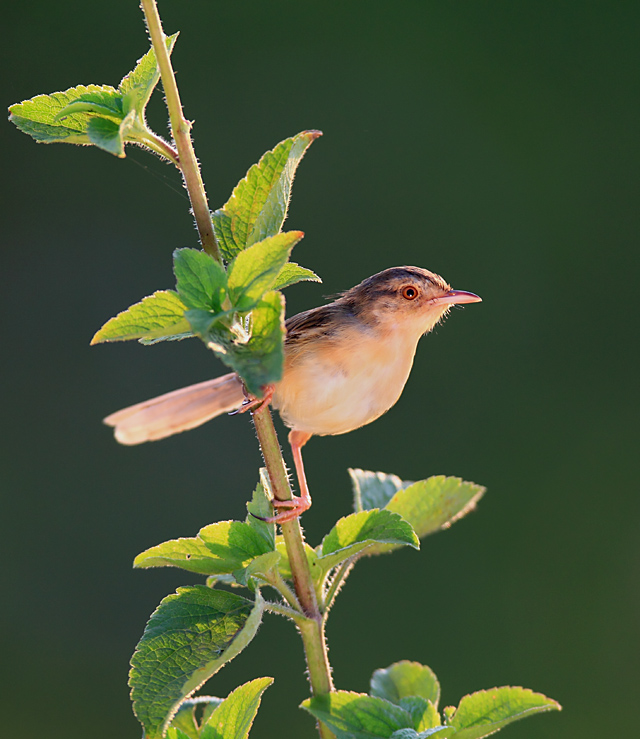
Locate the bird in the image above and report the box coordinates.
[104,266,481,522]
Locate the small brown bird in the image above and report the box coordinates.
[104,266,481,522]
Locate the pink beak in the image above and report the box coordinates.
[430,289,482,306]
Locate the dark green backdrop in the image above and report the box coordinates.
[2,2,638,737]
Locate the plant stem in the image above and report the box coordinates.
[140,0,221,262]
[252,403,335,739]
[137,130,180,167]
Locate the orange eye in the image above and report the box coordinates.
[402,285,419,300]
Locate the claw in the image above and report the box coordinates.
[230,384,275,416]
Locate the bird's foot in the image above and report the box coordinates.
[250,493,312,524]
[229,384,275,415]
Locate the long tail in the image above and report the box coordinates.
[103,373,245,445]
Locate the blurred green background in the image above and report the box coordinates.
[2,1,639,737]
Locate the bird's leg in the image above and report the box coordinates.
[230,384,275,415]
[266,430,313,524]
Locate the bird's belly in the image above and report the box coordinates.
[273,339,415,436]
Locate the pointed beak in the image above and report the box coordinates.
[430,289,482,306]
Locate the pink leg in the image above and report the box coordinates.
[232,384,275,415]
[268,429,313,524]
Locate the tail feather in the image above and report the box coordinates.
[103,373,245,445]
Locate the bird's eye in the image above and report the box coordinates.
[402,285,419,300]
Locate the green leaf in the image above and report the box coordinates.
[212,130,321,259]
[167,728,195,739]
[9,37,177,156]
[9,84,120,145]
[210,291,285,397]
[350,469,411,512]
[119,33,179,113]
[197,520,274,573]
[272,262,321,291]
[185,308,232,338]
[301,692,414,739]
[54,89,124,121]
[447,687,561,739]
[239,551,282,590]
[371,662,441,712]
[246,472,275,550]
[174,248,228,311]
[169,701,201,739]
[91,290,190,344]
[86,111,135,157]
[275,535,320,582]
[385,476,485,541]
[134,536,227,576]
[358,474,486,556]
[227,231,303,311]
[397,698,440,732]
[200,677,273,739]
[317,509,419,572]
[130,587,264,739]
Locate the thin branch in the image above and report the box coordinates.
[139,0,221,261]
[324,559,356,615]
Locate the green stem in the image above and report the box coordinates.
[139,0,221,261]
[251,403,335,739]
[136,130,180,167]
[324,559,355,614]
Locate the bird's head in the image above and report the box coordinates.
[341,266,481,338]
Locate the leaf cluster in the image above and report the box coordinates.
[9,36,178,158]
[129,469,493,737]
[90,123,321,394]
[303,661,561,739]
[10,40,321,397]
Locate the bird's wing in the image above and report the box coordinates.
[103,373,245,445]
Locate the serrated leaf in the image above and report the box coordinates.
[197,520,274,574]
[185,308,232,338]
[371,662,441,712]
[272,262,321,291]
[169,702,200,739]
[120,33,178,113]
[239,551,282,590]
[134,536,226,576]
[275,536,320,581]
[54,90,124,122]
[363,475,486,556]
[130,587,264,739]
[318,509,419,572]
[350,469,411,513]
[87,111,136,157]
[208,291,285,397]
[246,472,275,549]
[448,687,561,739]
[9,84,119,145]
[174,248,228,311]
[200,677,273,739]
[91,290,189,344]
[10,37,177,157]
[167,728,194,739]
[397,698,439,732]
[212,131,321,259]
[227,231,303,311]
[301,692,414,739]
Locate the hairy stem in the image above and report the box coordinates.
[137,130,180,167]
[252,403,335,739]
[140,0,221,261]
